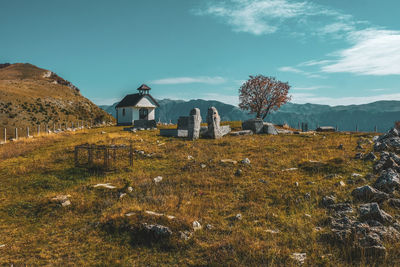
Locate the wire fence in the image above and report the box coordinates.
[0,121,109,144]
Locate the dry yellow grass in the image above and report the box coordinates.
[0,126,397,266]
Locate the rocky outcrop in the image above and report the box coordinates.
[351,185,389,203]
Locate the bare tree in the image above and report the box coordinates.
[239,75,291,119]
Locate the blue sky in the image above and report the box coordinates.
[1,0,400,106]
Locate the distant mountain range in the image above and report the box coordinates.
[100,99,400,133]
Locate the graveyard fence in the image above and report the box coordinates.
[74,143,133,171]
[0,121,109,144]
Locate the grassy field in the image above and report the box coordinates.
[0,126,397,266]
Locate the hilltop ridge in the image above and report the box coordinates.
[0,63,114,129]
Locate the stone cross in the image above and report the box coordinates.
[206,106,222,139]
[188,108,201,140]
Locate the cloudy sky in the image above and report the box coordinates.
[1,0,400,106]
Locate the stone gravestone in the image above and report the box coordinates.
[242,118,264,134]
[177,116,189,130]
[263,122,278,135]
[206,107,222,139]
[188,108,201,140]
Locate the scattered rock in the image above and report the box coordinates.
[143,223,172,239]
[241,158,251,165]
[119,193,127,199]
[336,181,346,187]
[351,185,389,203]
[283,168,298,171]
[338,144,344,149]
[359,203,393,224]
[304,192,311,200]
[374,169,400,193]
[153,176,163,183]
[101,131,107,134]
[200,164,207,169]
[220,159,237,165]
[235,169,242,176]
[294,182,299,187]
[290,253,306,264]
[328,203,353,215]
[93,183,117,189]
[265,229,280,234]
[236,213,243,220]
[258,179,268,184]
[388,198,400,209]
[321,195,336,207]
[193,221,202,231]
[187,155,194,160]
[355,153,364,159]
[206,224,214,230]
[127,186,133,193]
[145,211,175,220]
[304,214,312,219]
[179,230,192,240]
[364,152,377,161]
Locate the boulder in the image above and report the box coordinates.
[388,198,400,209]
[143,223,172,239]
[242,118,264,134]
[351,185,389,203]
[328,203,353,215]
[321,195,336,207]
[374,169,400,193]
[359,203,393,224]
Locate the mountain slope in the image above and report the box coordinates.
[101,99,400,132]
[0,63,114,129]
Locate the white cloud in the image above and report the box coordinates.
[198,0,309,35]
[278,66,323,78]
[292,92,400,106]
[151,76,226,85]
[321,29,400,75]
[293,86,329,91]
[197,0,354,36]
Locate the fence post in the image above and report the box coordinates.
[129,143,133,167]
[335,125,338,132]
[46,124,48,134]
[355,124,358,132]
[53,123,55,132]
[27,127,30,137]
[15,128,18,140]
[104,148,109,169]
[374,125,377,133]
[88,146,93,165]
[74,147,79,167]
[37,125,40,136]
[3,128,6,143]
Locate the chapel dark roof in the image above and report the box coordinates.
[115,93,159,108]
[138,84,151,90]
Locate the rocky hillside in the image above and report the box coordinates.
[102,99,400,132]
[0,63,114,130]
